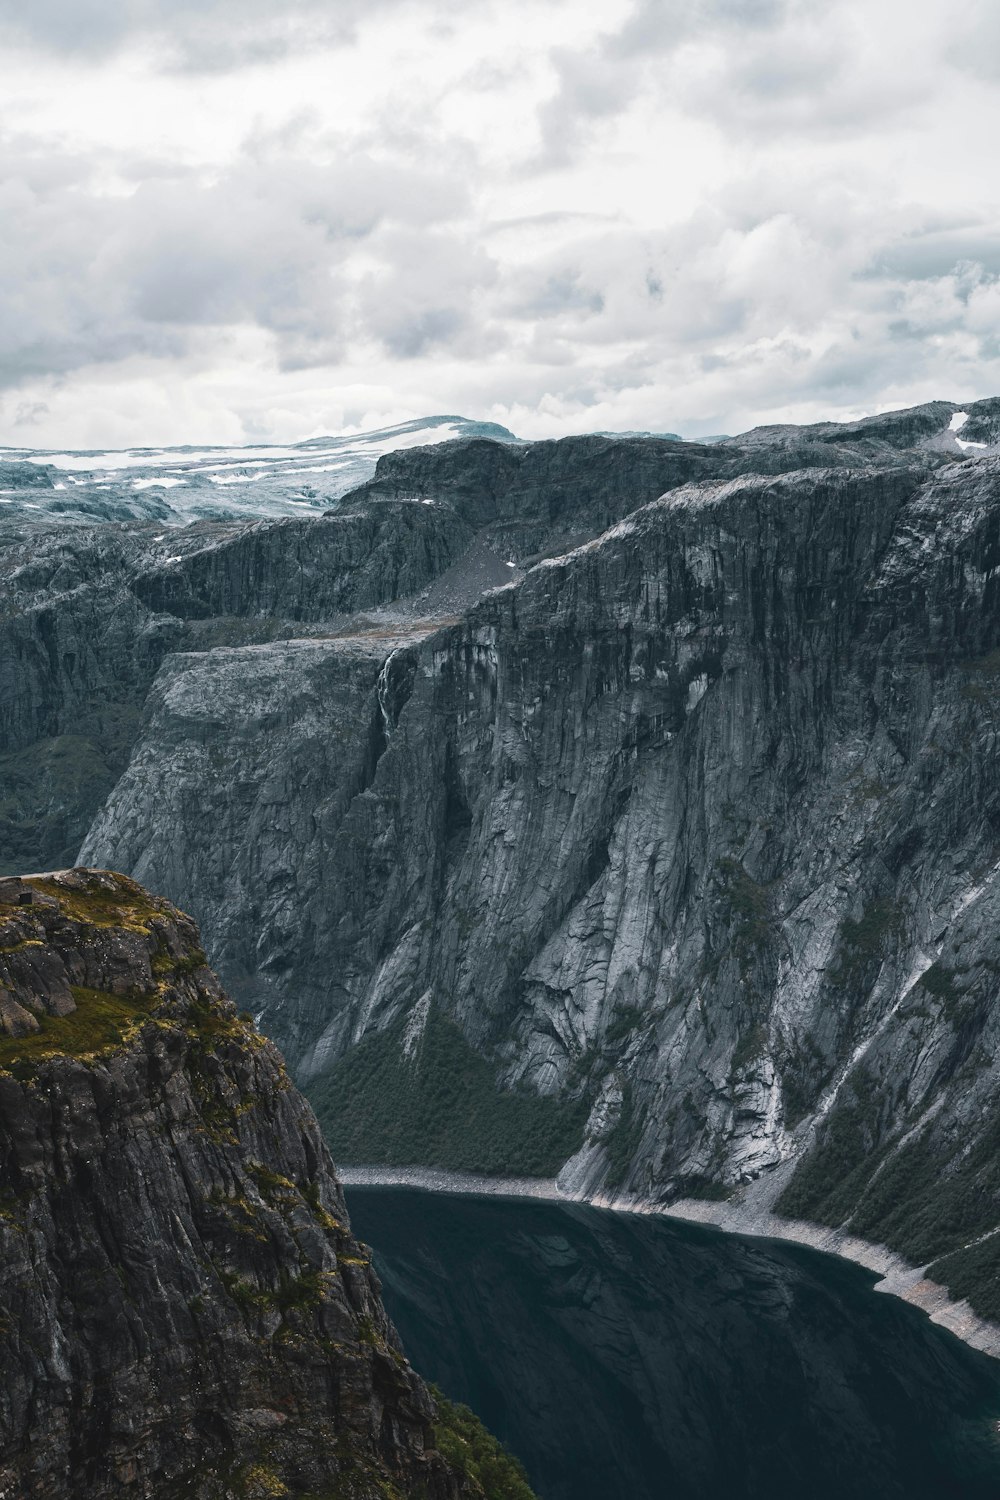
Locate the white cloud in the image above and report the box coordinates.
[1,0,1000,447]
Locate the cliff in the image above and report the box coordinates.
[8,397,1000,1322]
[0,406,954,876]
[0,867,532,1500]
[79,402,1000,1324]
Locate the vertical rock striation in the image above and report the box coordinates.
[0,868,522,1499]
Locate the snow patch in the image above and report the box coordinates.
[949,411,970,432]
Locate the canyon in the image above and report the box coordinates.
[6,399,1000,1324]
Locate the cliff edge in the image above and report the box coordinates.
[0,867,532,1500]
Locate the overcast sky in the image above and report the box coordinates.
[1,0,999,448]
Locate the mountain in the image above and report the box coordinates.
[0,416,519,526]
[0,866,534,1499]
[8,397,1000,1323]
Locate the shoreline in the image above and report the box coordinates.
[338,1163,1000,1361]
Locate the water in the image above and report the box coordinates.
[346,1186,1000,1500]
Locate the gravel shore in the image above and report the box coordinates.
[338,1163,1000,1360]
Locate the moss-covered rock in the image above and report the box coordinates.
[0,868,537,1500]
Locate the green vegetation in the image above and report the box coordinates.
[305,1007,589,1177]
[828,897,902,993]
[776,1070,882,1225]
[779,1036,828,1128]
[731,1021,768,1074]
[19,872,167,931]
[848,1104,1000,1269]
[603,1080,644,1188]
[717,857,772,953]
[430,1388,537,1500]
[0,876,238,1091]
[0,985,154,1076]
[851,775,890,804]
[219,1267,330,1320]
[603,1005,644,1047]
[917,962,969,1021]
[777,1061,1000,1322]
[928,1235,1000,1325]
[178,1395,540,1500]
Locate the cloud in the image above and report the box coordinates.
[532,0,940,172]
[945,1,1000,82]
[0,0,394,69]
[0,130,475,388]
[1,0,999,448]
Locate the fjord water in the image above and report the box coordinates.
[347,1187,1000,1500]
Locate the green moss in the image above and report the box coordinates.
[305,1007,589,1178]
[21,872,167,929]
[246,1162,298,1199]
[300,1179,344,1232]
[219,1267,328,1320]
[0,984,154,1074]
[430,1387,537,1500]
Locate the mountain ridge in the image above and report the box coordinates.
[8,395,1000,1323]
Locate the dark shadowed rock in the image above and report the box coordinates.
[0,868,528,1499]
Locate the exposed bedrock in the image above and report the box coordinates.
[0,868,509,1499]
[81,450,1000,1317]
[0,413,961,873]
[0,501,473,871]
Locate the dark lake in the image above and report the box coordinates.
[346,1186,1000,1500]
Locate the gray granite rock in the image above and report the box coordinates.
[0,868,490,1499]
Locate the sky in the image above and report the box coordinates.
[1,0,1000,448]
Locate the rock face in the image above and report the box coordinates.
[0,416,519,527]
[0,501,472,873]
[0,867,513,1499]
[13,395,1000,1321]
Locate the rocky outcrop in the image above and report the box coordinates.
[83,425,1000,1322]
[130,503,475,622]
[0,868,525,1499]
[0,416,519,527]
[0,502,468,872]
[11,397,1000,1320]
[1,404,968,875]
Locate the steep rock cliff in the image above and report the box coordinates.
[0,868,529,1499]
[3,403,966,874]
[0,499,472,873]
[82,426,1000,1319]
